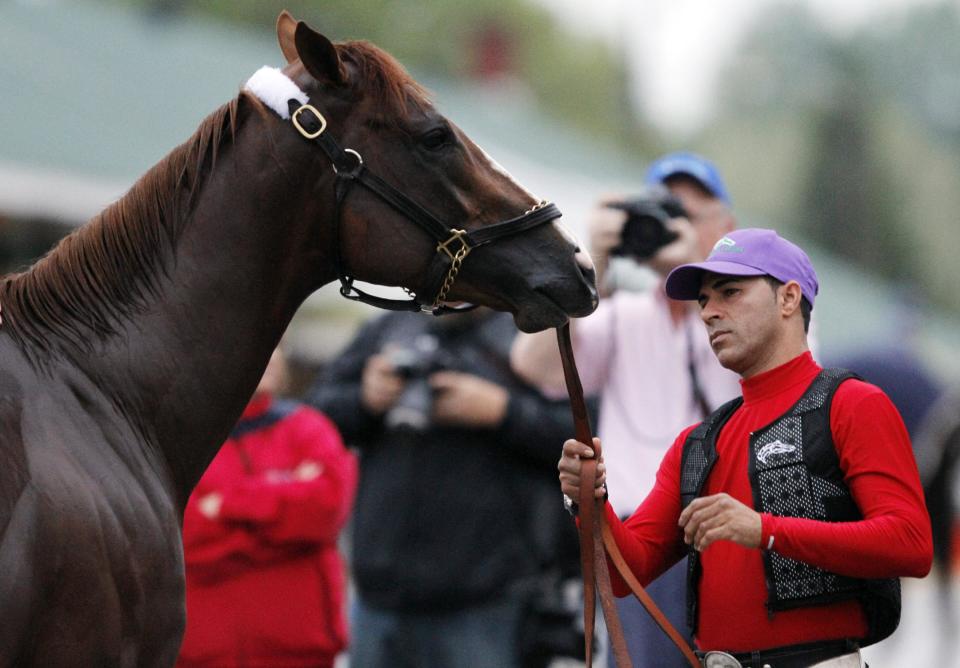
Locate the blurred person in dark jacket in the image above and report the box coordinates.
[178,348,358,668]
[308,308,581,668]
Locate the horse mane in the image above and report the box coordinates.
[0,99,240,358]
[336,40,432,121]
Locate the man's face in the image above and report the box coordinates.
[697,272,781,377]
[666,178,735,260]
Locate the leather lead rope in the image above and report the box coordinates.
[556,323,701,668]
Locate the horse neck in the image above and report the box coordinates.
[90,107,336,503]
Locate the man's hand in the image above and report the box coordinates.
[198,492,224,520]
[588,203,628,260]
[586,197,627,294]
[430,371,508,428]
[647,217,701,277]
[558,437,607,500]
[678,493,762,552]
[361,353,405,415]
[294,460,323,481]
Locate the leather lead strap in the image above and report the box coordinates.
[602,523,701,666]
[556,323,700,668]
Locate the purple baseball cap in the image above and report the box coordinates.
[645,151,732,205]
[664,228,819,307]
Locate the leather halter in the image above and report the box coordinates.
[556,323,700,668]
[285,100,562,315]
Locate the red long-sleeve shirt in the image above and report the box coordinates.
[606,352,932,652]
[178,395,357,668]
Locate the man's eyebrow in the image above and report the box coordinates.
[698,276,748,302]
[705,276,743,290]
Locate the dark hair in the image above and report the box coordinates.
[763,276,811,333]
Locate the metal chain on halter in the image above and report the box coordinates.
[432,229,471,309]
[430,200,549,309]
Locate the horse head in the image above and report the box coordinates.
[272,11,597,332]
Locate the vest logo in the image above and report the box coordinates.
[757,439,796,464]
[710,237,744,254]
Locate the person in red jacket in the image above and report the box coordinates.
[560,229,932,667]
[177,348,358,668]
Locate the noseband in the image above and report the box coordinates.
[283,99,561,315]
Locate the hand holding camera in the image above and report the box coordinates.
[366,336,509,433]
[587,198,633,261]
[360,353,405,416]
[606,184,685,260]
[430,371,508,429]
[591,185,702,278]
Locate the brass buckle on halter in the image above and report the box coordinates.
[436,229,471,261]
[291,104,328,139]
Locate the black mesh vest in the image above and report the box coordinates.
[679,368,900,646]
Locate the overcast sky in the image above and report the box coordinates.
[533,0,950,136]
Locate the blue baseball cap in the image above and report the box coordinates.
[644,151,732,205]
[664,228,819,308]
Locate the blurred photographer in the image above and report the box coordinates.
[308,307,585,668]
[589,164,735,294]
[511,152,742,667]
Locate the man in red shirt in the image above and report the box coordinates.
[560,229,932,667]
[178,348,357,668]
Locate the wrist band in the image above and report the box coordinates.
[563,485,609,518]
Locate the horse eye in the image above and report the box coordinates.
[420,127,453,151]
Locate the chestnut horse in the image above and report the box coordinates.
[0,12,596,666]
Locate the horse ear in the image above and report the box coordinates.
[294,22,346,85]
[276,10,298,64]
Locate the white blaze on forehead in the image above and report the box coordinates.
[244,66,308,119]
[473,141,540,202]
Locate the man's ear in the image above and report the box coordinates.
[276,10,298,64]
[780,280,804,318]
[294,22,346,85]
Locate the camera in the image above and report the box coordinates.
[607,184,687,259]
[384,335,455,433]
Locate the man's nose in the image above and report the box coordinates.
[699,300,719,323]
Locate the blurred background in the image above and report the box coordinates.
[2,0,959,664]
